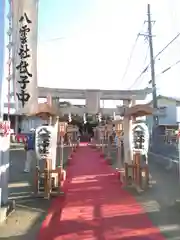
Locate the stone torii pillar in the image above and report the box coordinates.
[85,90,101,114]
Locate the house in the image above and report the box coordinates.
[146,95,180,134]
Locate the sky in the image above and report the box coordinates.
[3,0,180,109]
[37,0,180,94]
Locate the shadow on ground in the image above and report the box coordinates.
[0,147,71,239]
[37,168,180,240]
[125,159,180,240]
[3,147,180,239]
[93,148,180,239]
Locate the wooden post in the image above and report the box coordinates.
[134,152,141,187]
[107,133,111,158]
[35,166,39,195]
[57,167,62,194]
[114,120,123,168]
[106,123,112,160]
[102,133,104,154]
[44,157,52,199]
[44,167,48,199]
[60,136,64,168]
[117,137,121,168]
[125,163,129,185]
[144,164,149,189]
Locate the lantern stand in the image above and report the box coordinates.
[105,122,113,164]
[95,127,99,148]
[30,103,66,199]
[90,127,97,149]
[58,121,69,195]
[66,124,78,160]
[99,125,105,158]
[114,120,123,166]
[95,126,100,151]
[122,104,153,192]
[109,120,124,182]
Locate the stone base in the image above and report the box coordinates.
[0,200,16,224]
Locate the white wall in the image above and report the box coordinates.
[146,98,178,133]
[157,98,177,125]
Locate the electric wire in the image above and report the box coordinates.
[128,44,149,89]
[148,59,180,85]
[120,22,146,83]
[129,32,180,89]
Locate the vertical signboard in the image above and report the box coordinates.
[0,0,5,118]
[11,0,39,115]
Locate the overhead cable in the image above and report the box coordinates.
[128,44,149,89]
[120,22,146,83]
[148,59,180,84]
[129,32,180,89]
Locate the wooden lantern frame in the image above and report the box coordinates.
[114,120,123,137]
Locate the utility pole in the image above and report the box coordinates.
[147,3,158,126]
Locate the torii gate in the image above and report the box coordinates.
[38,87,152,165]
[38,87,151,114]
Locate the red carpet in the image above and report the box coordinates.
[38,146,165,240]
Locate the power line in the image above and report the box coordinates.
[128,44,149,89]
[129,32,180,89]
[120,22,145,83]
[159,59,180,75]
[155,33,180,60]
[149,59,180,84]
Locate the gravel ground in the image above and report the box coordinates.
[0,147,71,239]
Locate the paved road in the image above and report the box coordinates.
[0,147,71,239]
[103,147,180,239]
[133,159,180,239]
